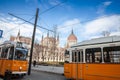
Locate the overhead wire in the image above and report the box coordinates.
[37,0,67,36]
[3,16,35,38]
[36,16,50,37]
[8,13,54,32]
[39,0,67,15]
[6,16,35,33]
[5,0,67,36]
[9,13,35,16]
[36,0,67,32]
[57,22,81,29]
[57,15,117,29]
[38,17,50,28]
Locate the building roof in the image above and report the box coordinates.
[72,36,120,47]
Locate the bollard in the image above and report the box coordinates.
[4,71,12,80]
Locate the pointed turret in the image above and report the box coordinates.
[47,31,49,37]
[17,29,20,37]
[57,34,59,41]
[71,29,74,34]
[42,35,44,41]
[15,29,20,42]
[41,35,44,45]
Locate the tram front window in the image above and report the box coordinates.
[14,48,28,60]
[65,50,70,63]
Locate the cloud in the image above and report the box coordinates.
[58,15,120,47]
[57,18,81,33]
[111,32,120,36]
[97,1,112,15]
[48,0,60,5]
[1,13,120,47]
[64,18,80,25]
[82,15,120,39]
[0,15,42,42]
[103,1,112,6]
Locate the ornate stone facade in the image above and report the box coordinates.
[33,33,65,62]
[9,29,77,62]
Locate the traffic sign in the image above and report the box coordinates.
[0,30,3,38]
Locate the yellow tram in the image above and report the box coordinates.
[64,36,120,80]
[0,41,28,78]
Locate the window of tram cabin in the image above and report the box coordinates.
[1,47,9,58]
[64,50,70,63]
[103,46,120,63]
[16,42,22,47]
[0,46,14,59]
[86,48,102,63]
[14,48,28,60]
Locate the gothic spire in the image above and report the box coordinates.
[17,29,20,37]
[47,31,49,37]
[71,28,74,34]
[41,35,44,45]
[57,34,59,41]
[42,35,44,40]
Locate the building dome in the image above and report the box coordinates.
[66,29,77,48]
[67,30,77,41]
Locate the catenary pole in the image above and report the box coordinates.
[28,8,39,75]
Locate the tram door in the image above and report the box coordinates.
[72,50,83,80]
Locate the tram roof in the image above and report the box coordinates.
[72,36,120,47]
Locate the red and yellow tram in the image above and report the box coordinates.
[64,36,120,80]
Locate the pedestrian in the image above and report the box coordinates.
[33,60,36,67]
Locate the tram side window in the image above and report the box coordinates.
[72,51,77,62]
[64,50,70,63]
[103,46,120,63]
[86,48,102,63]
[78,51,83,62]
[1,47,9,58]
[72,50,83,62]
[8,47,14,59]
[0,48,1,57]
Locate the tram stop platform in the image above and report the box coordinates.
[32,65,64,75]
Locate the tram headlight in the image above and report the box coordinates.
[19,66,22,70]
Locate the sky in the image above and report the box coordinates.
[0,0,120,47]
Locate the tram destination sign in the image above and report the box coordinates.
[0,30,3,38]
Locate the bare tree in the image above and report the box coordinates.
[33,43,41,62]
[41,46,49,62]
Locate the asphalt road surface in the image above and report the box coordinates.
[3,70,66,80]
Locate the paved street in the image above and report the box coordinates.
[32,65,64,74]
[0,70,66,80]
